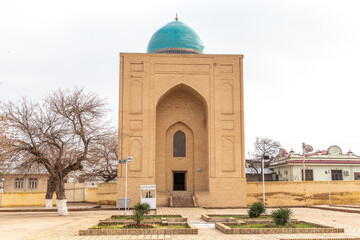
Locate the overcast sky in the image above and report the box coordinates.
[1,0,360,156]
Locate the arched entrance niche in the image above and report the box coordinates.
[156,84,208,192]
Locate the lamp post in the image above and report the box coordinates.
[119,156,133,215]
[262,155,269,207]
[302,143,306,181]
[326,170,332,206]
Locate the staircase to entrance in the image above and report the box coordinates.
[169,191,196,207]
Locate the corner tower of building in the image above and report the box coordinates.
[118,18,246,208]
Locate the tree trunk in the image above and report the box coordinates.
[55,176,68,215]
[45,176,55,209]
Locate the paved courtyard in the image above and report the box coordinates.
[1,207,360,240]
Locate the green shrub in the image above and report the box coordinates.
[270,208,293,226]
[248,201,266,218]
[132,203,151,225]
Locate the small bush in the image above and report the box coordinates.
[270,208,293,226]
[248,201,266,218]
[133,203,151,225]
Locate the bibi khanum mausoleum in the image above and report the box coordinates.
[117,17,246,208]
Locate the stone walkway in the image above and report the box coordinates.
[310,205,360,214]
[1,207,360,239]
[156,207,210,218]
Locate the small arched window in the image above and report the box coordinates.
[173,130,186,157]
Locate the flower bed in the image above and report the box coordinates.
[201,214,273,223]
[79,222,198,235]
[215,221,345,234]
[79,215,197,236]
[107,215,186,223]
[92,223,188,229]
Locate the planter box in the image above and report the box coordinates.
[201,214,273,223]
[201,214,238,223]
[79,222,198,236]
[107,215,186,223]
[215,222,345,234]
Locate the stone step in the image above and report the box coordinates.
[172,192,194,207]
[170,191,195,207]
[170,191,193,197]
[172,197,194,207]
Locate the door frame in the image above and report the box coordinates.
[172,171,187,191]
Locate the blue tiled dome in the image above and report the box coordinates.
[147,20,204,54]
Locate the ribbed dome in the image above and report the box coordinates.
[147,20,204,54]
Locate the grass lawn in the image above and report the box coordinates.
[210,215,271,219]
[111,215,182,220]
[92,223,189,229]
[229,223,318,229]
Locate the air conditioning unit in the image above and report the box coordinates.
[284,170,288,174]
[344,171,349,176]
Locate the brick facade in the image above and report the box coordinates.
[117,53,246,208]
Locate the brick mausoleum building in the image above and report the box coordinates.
[117,18,246,208]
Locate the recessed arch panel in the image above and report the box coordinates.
[130,80,143,114]
[221,82,234,114]
[129,137,142,172]
[222,137,235,172]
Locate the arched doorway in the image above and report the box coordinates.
[166,123,193,191]
[155,84,208,192]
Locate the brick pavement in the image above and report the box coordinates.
[156,207,210,219]
[1,207,360,240]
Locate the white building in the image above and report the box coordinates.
[270,146,360,181]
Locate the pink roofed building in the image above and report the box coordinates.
[270,145,360,181]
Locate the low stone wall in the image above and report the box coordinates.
[201,214,237,223]
[79,222,198,236]
[96,182,117,205]
[247,180,360,206]
[1,192,56,207]
[85,187,98,203]
[202,214,274,224]
[4,180,360,207]
[215,222,345,234]
[101,215,187,224]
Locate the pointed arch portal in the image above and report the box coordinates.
[155,84,209,192]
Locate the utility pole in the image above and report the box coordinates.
[262,155,269,208]
[302,143,306,181]
[327,170,332,206]
[262,156,265,207]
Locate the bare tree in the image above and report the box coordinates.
[1,88,108,215]
[82,133,118,182]
[249,137,281,181]
[0,114,16,163]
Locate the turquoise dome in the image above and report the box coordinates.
[147,20,204,54]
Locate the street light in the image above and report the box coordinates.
[325,170,332,206]
[262,155,269,208]
[119,156,133,215]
